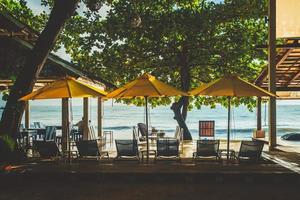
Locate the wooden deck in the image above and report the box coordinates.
[18,139,300,177]
[3,144,300,200]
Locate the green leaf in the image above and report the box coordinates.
[0,134,15,151]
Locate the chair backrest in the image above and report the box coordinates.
[44,126,56,141]
[89,126,96,140]
[115,139,139,157]
[76,140,100,157]
[20,123,25,130]
[238,141,264,159]
[133,126,138,140]
[174,126,183,141]
[196,140,220,156]
[199,121,215,138]
[137,123,147,137]
[157,139,179,157]
[33,122,44,129]
[33,140,60,158]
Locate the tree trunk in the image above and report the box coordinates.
[0,0,79,138]
[171,49,192,140]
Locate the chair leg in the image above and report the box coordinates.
[177,158,182,163]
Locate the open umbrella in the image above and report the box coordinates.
[189,75,276,160]
[20,76,107,100]
[19,76,107,159]
[106,73,187,163]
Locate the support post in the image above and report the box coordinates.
[227,97,231,161]
[257,97,262,131]
[83,97,89,140]
[62,98,70,155]
[268,0,277,149]
[24,101,30,129]
[145,96,149,163]
[97,97,103,138]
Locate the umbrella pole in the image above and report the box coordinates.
[145,96,149,163]
[227,97,231,161]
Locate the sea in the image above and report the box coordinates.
[1,98,300,140]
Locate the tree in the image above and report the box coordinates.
[0,0,80,139]
[57,0,267,139]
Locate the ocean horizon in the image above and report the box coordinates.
[1,98,300,140]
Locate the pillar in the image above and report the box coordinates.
[83,97,89,140]
[97,97,103,137]
[268,0,277,149]
[24,101,30,129]
[62,98,70,154]
[257,97,262,131]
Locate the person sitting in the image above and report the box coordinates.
[74,117,85,140]
[75,117,84,132]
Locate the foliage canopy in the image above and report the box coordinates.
[1,0,268,111]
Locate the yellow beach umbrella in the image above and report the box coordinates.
[107,73,187,162]
[107,73,187,98]
[190,75,275,97]
[190,75,276,160]
[19,76,107,100]
[19,76,107,160]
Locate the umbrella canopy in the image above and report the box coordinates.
[19,76,107,101]
[107,73,187,163]
[106,73,187,98]
[189,75,276,97]
[189,75,276,160]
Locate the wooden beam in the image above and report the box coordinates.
[24,101,30,129]
[261,87,300,91]
[256,43,300,49]
[257,97,262,131]
[83,97,89,140]
[97,97,103,138]
[281,56,300,86]
[62,98,70,155]
[268,0,277,149]
[286,71,300,85]
[255,49,293,85]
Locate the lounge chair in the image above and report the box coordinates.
[193,140,221,162]
[35,126,56,141]
[44,126,57,141]
[73,129,83,141]
[33,122,44,129]
[233,140,264,162]
[115,139,140,162]
[33,140,60,159]
[155,139,180,162]
[76,140,109,160]
[89,125,106,140]
[137,123,147,139]
[165,126,183,140]
[133,126,146,145]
